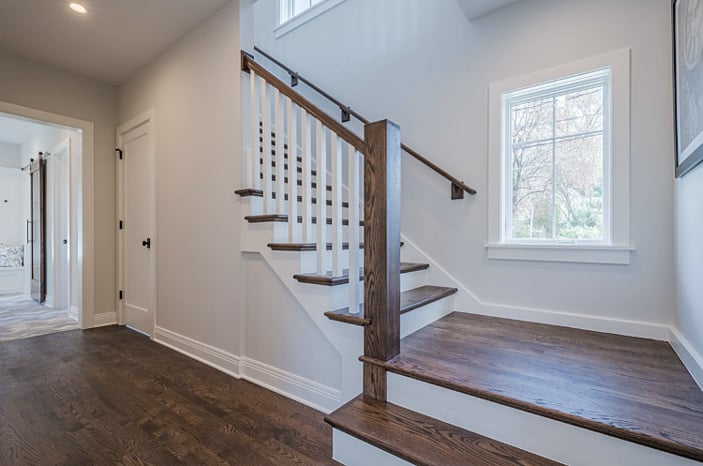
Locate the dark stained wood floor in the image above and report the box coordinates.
[362,312,703,462]
[0,326,338,465]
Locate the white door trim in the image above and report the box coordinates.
[0,101,93,329]
[116,110,157,336]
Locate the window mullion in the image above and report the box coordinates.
[551,95,557,240]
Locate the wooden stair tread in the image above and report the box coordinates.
[325,396,563,466]
[267,242,403,252]
[324,285,457,326]
[235,189,350,208]
[361,312,703,462]
[245,214,363,226]
[294,262,428,286]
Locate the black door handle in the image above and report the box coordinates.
[142,238,151,249]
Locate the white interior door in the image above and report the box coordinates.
[118,119,155,336]
[52,140,71,311]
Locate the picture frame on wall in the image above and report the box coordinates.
[674,0,703,177]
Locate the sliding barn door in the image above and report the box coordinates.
[30,158,46,303]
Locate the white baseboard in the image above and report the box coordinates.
[68,305,79,321]
[240,357,341,414]
[154,326,242,379]
[669,327,703,391]
[401,235,671,341]
[94,312,117,327]
[153,326,340,414]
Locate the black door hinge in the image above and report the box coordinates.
[119,220,123,230]
[116,148,123,160]
[119,290,123,300]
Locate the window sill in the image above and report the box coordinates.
[275,0,347,39]
[485,243,635,265]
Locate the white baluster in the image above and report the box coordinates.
[301,110,313,243]
[249,69,259,190]
[261,83,272,213]
[316,121,327,274]
[287,98,298,242]
[274,88,285,215]
[331,135,343,277]
[348,148,361,314]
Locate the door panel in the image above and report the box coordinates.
[30,158,46,303]
[120,122,155,336]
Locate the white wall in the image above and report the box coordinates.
[675,165,703,373]
[0,49,117,319]
[118,1,243,355]
[0,142,21,168]
[252,0,675,329]
[0,143,23,247]
[244,254,341,389]
[0,168,23,246]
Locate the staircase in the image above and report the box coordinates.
[237,50,703,465]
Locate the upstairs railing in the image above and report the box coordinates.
[253,47,476,200]
[241,50,463,401]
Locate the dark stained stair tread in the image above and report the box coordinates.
[324,285,457,326]
[258,175,332,192]
[294,262,428,286]
[235,188,349,208]
[361,312,703,463]
[267,242,402,252]
[324,396,563,466]
[245,214,363,226]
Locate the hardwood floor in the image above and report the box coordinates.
[362,312,703,462]
[0,326,338,466]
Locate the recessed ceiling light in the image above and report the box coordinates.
[69,3,87,14]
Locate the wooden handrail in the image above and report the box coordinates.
[242,51,367,154]
[251,47,477,199]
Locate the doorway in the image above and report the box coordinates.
[117,113,156,337]
[0,112,79,342]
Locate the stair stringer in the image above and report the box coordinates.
[242,214,364,405]
[241,199,456,406]
[386,373,700,466]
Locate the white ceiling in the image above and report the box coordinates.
[455,0,522,21]
[0,113,51,145]
[0,0,232,85]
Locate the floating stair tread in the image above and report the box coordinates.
[325,396,563,466]
[324,285,457,326]
[245,214,363,226]
[361,312,703,462]
[294,262,428,286]
[269,242,361,252]
[235,189,349,208]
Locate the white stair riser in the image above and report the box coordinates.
[332,430,412,466]
[387,374,700,466]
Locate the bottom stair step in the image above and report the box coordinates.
[325,396,563,466]
[324,285,457,326]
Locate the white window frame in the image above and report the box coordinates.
[275,0,347,39]
[487,48,634,265]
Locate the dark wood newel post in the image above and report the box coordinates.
[362,119,402,401]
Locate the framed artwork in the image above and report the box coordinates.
[674,0,703,177]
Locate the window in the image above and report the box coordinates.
[279,0,324,24]
[487,49,633,264]
[504,70,610,243]
[276,0,346,38]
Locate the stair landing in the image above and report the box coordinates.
[362,312,703,462]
